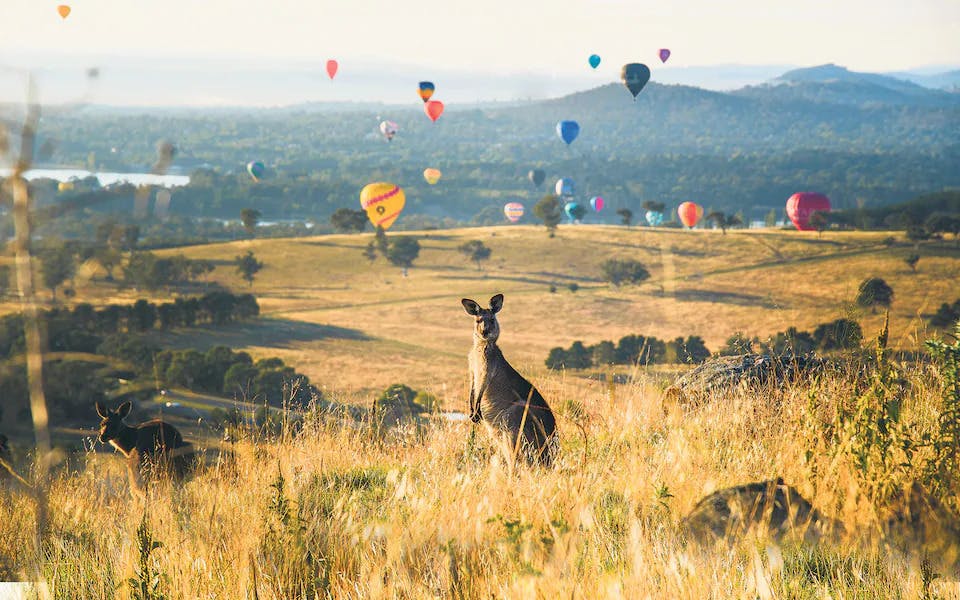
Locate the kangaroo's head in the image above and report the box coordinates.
[461,294,503,343]
[96,401,132,444]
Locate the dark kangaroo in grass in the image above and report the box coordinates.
[96,401,194,488]
[462,294,557,466]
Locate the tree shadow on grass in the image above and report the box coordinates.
[672,289,776,308]
[152,318,368,350]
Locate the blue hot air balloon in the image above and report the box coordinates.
[588,54,601,69]
[564,201,585,222]
[556,120,580,145]
[645,210,664,226]
[555,177,575,198]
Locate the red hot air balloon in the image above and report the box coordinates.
[786,192,831,231]
[326,60,338,79]
[677,202,703,228]
[424,100,444,122]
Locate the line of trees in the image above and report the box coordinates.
[0,292,259,361]
[546,334,711,370]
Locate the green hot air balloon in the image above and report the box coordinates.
[621,63,651,99]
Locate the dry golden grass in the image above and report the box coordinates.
[5,225,952,401]
[2,360,958,598]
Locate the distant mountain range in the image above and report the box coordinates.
[0,51,957,108]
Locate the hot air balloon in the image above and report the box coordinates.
[58,181,74,192]
[565,201,584,222]
[786,192,831,231]
[418,81,435,103]
[659,49,671,63]
[645,210,664,226]
[247,161,265,182]
[590,196,604,212]
[504,202,524,223]
[621,63,651,99]
[555,177,575,198]
[326,60,338,79]
[528,169,545,188]
[379,120,399,142]
[423,168,442,185]
[556,120,580,145]
[588,54,601,69]
[677,202,703,228]
[57,5,70,18]
[424,100,444,122]
[360,182,406,230]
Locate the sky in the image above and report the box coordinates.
[2,0,959,105]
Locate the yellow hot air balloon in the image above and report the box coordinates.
[57,4,71,18]
[423,168,441,185]
[360,182,405,230]
[58,181,74,192]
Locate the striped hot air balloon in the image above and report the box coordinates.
[503,202,524,223]
[360,183,406,230]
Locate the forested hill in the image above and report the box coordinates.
[10,65,960,229]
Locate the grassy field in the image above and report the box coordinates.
[1,225,959,597]
[18,224,956,404]
[2,359,959,597]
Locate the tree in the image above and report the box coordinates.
[240,208,261,237]
[666,336,711,363]
[362,242,378,264]
[0,265,9,298]
[764,208,778,228]
[94,247,122,281]
[330,208,369,233]
[374,225,389,255]
[641,200,665,213]
[385,237,420,276]
[808,211,829,238]
[616,208,633,227]
[235,250,263,286]
[856,277,894,312]
[705,211,743,235]
[718,332,755,356]
[600,259,650,286]
[458,240,492,270]
[532,194,562,237]
[40,244,76,302]
[813,318,863,351]
[904,253,920,273]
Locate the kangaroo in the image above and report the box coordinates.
[462,294,557,466]
[95,401,194,489]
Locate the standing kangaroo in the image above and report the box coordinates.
[462,294,557,466]
[95,401,193,488]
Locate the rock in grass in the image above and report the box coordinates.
[681,478,840,546]
[666,354,826,406]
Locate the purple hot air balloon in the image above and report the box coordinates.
[659,48,671,63]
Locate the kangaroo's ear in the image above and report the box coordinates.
[116,401,132,418]
[461,298,481,316]
[489,294,504,313]
[95,401,108,418]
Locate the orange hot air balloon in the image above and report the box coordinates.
[360,182,406,230]
[677,202,703,228]
[424,100,444,122]
[423,168,441,185]
[326,60,338,80]
[57,4,71,18]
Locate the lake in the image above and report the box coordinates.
[0,168,190,188]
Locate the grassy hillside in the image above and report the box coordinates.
[12,224,957,405]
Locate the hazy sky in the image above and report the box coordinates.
[1,0,958,105]
[5,0,959,71]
